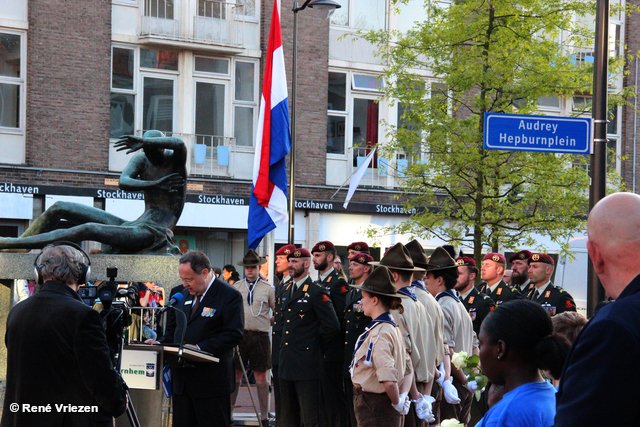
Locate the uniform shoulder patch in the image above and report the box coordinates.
[565,300,575,308]
[322,294,331,302]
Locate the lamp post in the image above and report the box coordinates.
[288,0,341,245]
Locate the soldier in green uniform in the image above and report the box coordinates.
[478,253,522,305]
[279,248,341,427]
[272,244,296,426]
[312,241,350,427]
[525,253,577,316]
[343,253,374,427]
[454,256,495,335]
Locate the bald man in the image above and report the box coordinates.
[555,192,640,426]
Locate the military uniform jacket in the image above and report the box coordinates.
[319,268,350,363]
[272,275,292,366]
[343,288,372,376]
[279,276,341,381]
[478,279,522,305]
[526,282,576,316]
[461,287,495,335]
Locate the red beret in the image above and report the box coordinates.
[509,250,532,263]
[349,253,374,265]
[347,241,370,252]
[456,256,476,266]
[287,248,312,260]
[311,241,335,253]
[276,244,297,256]
[483,253,506,263]
[528,253,554,265]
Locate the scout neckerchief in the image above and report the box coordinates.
[411,280,427,293]
[245,279,267,317]
[435,288,460,303]
[350,312,397,371]
[397,286,417,301]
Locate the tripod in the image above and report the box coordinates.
[102,305,142,427]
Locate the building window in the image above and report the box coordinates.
[0,32,23,130]
[233,60,257,147]
[330,0,386,30]
[328,71,347,155]
[110,46,178,139]
[145,0,174,19]
[352,97,379,167]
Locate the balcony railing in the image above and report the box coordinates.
[136,130,236,177]
[141,0,246,48]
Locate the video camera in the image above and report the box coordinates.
[78,267,140,310]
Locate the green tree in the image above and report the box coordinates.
[360,0,626,264]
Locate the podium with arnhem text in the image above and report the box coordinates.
[116,344,219,427]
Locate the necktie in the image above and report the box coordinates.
[191,295,200,317]
[291,282,297,298]
[531,289,540,300]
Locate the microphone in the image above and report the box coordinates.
[160,292,184,312]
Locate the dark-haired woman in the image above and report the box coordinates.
[476,300,567,427]
[350,266,411,427]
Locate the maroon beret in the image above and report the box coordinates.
[287,248,312,260]
[456,256,476,266]
[528,253,554,265]
[311,241,335,253]
[276,244,297,256]
[509,250,533,263]
[347,241,370,252]
[483,253,506,264]
[349,253,374,265]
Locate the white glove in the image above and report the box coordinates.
[436,362,446,386]
[443,379,461,404]
[465,380,478,393]
[415,395,436,422]
[392,392,410,415]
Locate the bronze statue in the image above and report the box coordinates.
[0,131,187,254]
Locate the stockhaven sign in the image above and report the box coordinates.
[484,113,592,154]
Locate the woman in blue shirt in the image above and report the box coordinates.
[477,300,568,427]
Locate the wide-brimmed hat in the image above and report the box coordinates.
[405,240,429,269]
[237,249,267,267]
[425,246,458,272]
[350,266,408,298]
[369,242,424,272]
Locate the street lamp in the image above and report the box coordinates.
[288,0,341,245]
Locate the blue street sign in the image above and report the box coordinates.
[484,113,592,154]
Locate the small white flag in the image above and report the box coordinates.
[344,148,377,209]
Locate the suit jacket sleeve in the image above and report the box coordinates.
[313,287,340,351]
[196,288,245,355]
[74,309,127,417]
[556,318,640,426]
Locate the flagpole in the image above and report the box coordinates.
[288,2,301,246]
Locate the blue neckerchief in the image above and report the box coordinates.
[397,286,417,301]
[435,288,460,303]
[411,280,427,292]
[352,312,397,359]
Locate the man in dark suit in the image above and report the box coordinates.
[279,248,340,427]
[556,192,640,426]
[149,250,244,427]
[2,244,127,427]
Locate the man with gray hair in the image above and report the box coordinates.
[1,243,127,426]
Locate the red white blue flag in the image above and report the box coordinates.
[248,0,291,250]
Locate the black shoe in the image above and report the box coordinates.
[261,419,270,427]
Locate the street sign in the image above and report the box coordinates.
[484,113,592,154]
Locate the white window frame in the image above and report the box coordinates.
[0,29,26,136]
[330,0,388,31]
[192,77,230,143]
[232,58,259,150]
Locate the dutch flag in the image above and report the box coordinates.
[248,0,291,250]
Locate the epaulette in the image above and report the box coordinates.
[338,275,345,281]
[558,288,566,293]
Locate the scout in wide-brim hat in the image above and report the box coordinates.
[237,249,267,267]
[405,239,429,269]
[369,242,425,272]
[350,266,408,298]
[425,246,459,272]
